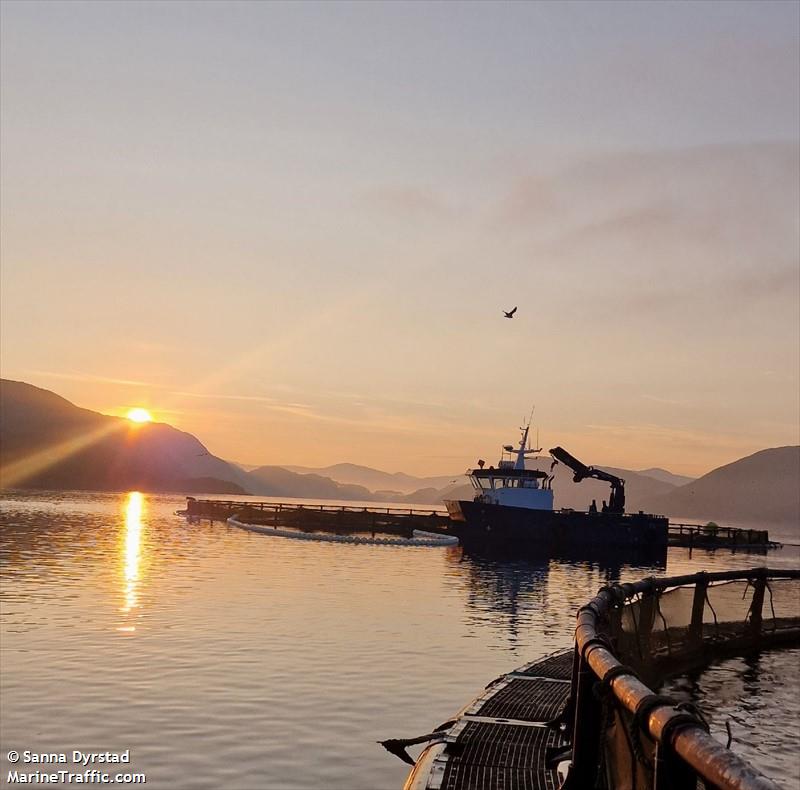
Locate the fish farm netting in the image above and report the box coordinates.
[572,570,800,790]
[612,576,800,681]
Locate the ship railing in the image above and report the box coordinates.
[567,568,800,790]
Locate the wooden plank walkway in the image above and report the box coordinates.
[404,650,573,790]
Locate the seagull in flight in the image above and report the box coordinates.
[503,306,517,319]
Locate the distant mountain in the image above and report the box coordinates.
[239,455,695,507]
[179,477,249,495]
[642,447,800,526]
[231,461,261,472]
[0,380,434,502]
[401,482,473,506]
[637,467,695,487]
[282,462,458,494]
[247,465,378,501]
[0,379,254,494]
[400,459,677,510]
[9,380,790,526]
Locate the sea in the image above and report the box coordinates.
[1,490,798,789]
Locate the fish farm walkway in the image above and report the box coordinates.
[184,498,774,548]
[404,651,573,790]
[184,497,451,535]
[403,568,799,790]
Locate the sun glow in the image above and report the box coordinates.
[121,491,144,623]
[126,407,153,423]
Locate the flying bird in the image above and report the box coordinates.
[503,307,517,319]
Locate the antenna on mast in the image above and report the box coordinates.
[529,406,542,453]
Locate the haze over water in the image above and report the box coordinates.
[2,491,798,789]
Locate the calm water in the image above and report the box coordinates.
[1,491,798,789]
[664,649,800,785]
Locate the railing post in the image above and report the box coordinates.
[565,651,605,788]
[748,570,766,637]
[653,738,699,790]
[637,590,656,656]
[688,574,708,650]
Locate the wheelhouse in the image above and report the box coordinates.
[468,466,550,494]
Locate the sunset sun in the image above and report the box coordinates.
[126,407,153,424]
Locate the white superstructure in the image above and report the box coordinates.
[466,420,554,510]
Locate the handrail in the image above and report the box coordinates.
[569,568,799,790]
[187,497,448,518]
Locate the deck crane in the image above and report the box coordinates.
[548,446,626,514]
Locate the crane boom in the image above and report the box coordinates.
[549,446,626,514]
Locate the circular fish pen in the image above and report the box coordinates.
[568,568,800,789]
[402,568,799,790]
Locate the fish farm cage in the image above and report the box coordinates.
[565,568,800,790]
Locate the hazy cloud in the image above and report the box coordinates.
[25,370,153,387]
[359,185,456,222]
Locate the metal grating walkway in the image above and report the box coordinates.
[447,722,558,768]
[408,650,572,790]
[440,723,561,790]
[515,650,573,680]
[442,760,560,790]
[473,678,570,723]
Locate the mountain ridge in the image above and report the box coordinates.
[0,379,254,494]
[3,380,795,527]
[282,462,458,494]
[642,446,799,526]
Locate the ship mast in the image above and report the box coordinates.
[512,410,541,470]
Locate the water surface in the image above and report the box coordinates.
[2,491,798,789]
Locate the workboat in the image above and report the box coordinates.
[444,419,668,558]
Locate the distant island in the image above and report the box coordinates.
[1,379,797,527]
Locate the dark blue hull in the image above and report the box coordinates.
[445,500,668,561]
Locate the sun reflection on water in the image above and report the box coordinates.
[120,491,145,628]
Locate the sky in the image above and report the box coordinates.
[1,0,798,477]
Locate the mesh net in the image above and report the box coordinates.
[651,585,696,656]
[612,577,800,673]
[764,579,800,629]
[699,580,754,641]
[597,574,800,790]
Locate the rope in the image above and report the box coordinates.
[593,684,614,788]
[654,591,672,655]
[766,580,777,631]
[600,663,640,687]
[628,694,676,771]
[659,710,708,747]
[704,584,720,638]
[590,663,644,788]
[378,731,447,765]
[579,633,614,663]
[629,592,645,662]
